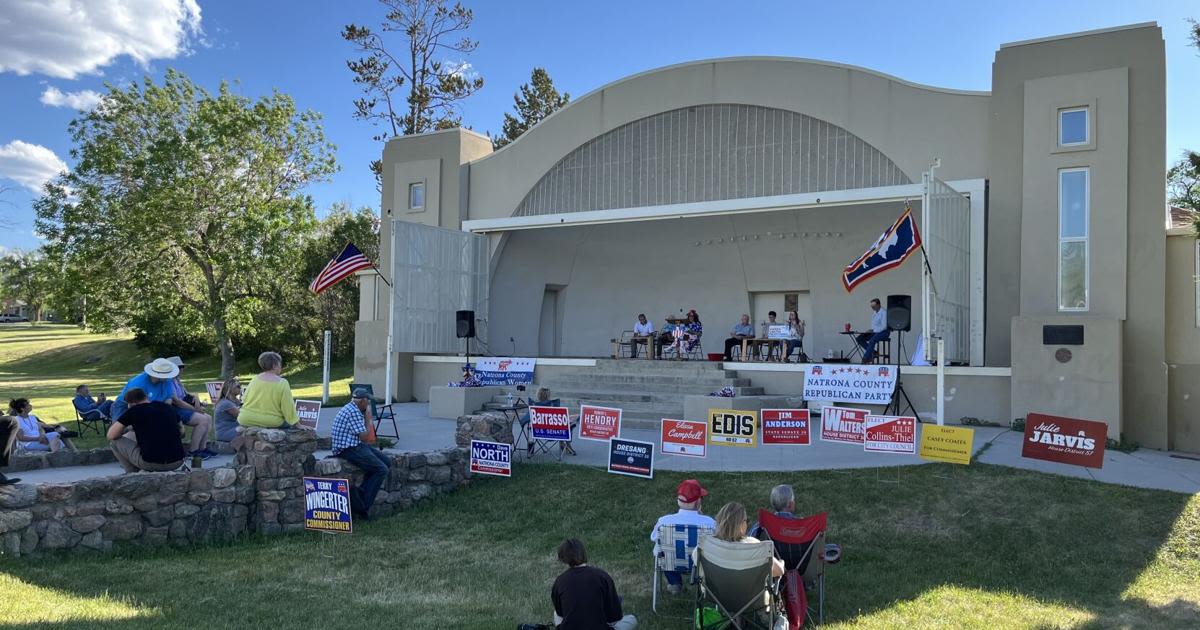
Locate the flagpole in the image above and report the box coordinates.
[384,217,396,405]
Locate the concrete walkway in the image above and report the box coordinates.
[8,403,1199,494]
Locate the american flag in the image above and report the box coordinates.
[309,242,373,294]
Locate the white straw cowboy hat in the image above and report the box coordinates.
[144,358,180,380]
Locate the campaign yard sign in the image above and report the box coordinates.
[205,381,223,404]
[303,477,352,534]
[802,364,897,405]
[761,409,811,445]
[294,400,322,430]
[919,425,975,465]
[660,419,707,458]
[863,415,917,454]
[474,357,536,386]
[470,439,512,477]
[708,408,759,447]
[820,406,869,445]
[579,405,622,442]
[529,406,572,441]
[1021,412,1107,469]
[608,437,655,479]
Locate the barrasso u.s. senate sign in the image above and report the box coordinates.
[803,364,897,405]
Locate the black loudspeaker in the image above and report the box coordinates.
[886,295,911,332]
[455,310,476,338]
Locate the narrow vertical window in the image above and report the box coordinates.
[409,182,425,209]
[1058,168,1089,310]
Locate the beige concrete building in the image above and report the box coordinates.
[357,22,1199,452]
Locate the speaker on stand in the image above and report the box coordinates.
[884,295,920,421]
[456,310,476,367]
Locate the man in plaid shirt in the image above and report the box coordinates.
[332,388,391,520]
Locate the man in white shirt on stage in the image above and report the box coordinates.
[857,298,890,363]
[631,313,655,358]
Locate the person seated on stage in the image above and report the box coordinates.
[332,388,391,521]
[723,314,755,361]
[749,484,798,539]
[73,384,113,418]
[655,314,678,359]
[630,313,654,358]
[106,388,187,473]
[782,311,807,363]
[551,538,638,630]
[682,309,703,353]
[756,311,781,360]
[9,398,75,453]
[650,479,715,595]
[856,298,890,363]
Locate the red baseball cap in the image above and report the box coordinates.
[677,479,708,503]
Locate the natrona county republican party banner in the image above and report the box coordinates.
[803,364,897,405]
[474,357,536,386]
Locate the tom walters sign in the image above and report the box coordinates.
[1021,412,1107,469]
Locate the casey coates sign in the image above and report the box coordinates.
[1021,412,1107,469]
[803,364,897,404]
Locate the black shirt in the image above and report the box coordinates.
[119,402,185,464]
[551,565,623,630]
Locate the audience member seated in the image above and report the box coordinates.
[723,314,755,361]
[782,311,807,363]
[750,484,798,539]
[106,388,186,473]
[165,356,216,456]
[0,416,19,485]
[551,538,638,630]
[650,479,715,595]
[856,297,890,363]
[332,388,390,521]
[630,313,654,358]
[110,358,213,459]
[523,387,577,456]
[239,351,308,432]
[711,501,784,578]
[213,377,242,442]
[9,398,74,453]
[73,384,113,418]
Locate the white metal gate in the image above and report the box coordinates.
[921,171,971,364]
[390,220,489,353]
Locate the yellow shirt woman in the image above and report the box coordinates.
[237,375,299,428]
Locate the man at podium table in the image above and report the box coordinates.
[856,298,890,363]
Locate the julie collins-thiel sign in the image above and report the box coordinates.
[803,364,897,404]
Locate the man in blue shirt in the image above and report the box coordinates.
[332,388,391,520]
[73,384,113,418]
[723,314,756,361]
[110,358,215,459]
[857,298,890,363]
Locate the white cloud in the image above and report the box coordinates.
[0,141,68,193]
[0,0,202,79]
[40,86,104,110]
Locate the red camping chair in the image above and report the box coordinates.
[757,509,839,626]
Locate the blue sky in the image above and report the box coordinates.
[0,0,1196,252]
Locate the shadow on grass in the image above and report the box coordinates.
[0,463,1196,629]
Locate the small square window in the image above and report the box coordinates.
[408,182,425,209]
[1059,108,1088,146]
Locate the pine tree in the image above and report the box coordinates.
[493,68,569,149]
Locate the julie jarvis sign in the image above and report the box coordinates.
[474,357,536,386]
[761,409,811,445]
[863,415,917,454]
[529,406,572,441]
[469,439,512,477]
[1021,412,1107,469]
[803,364,897,404]
[660,419,707,458]
[294,400,321,430]
[578,405,621,442]
[821,407,869,445]
[608,437,654,479]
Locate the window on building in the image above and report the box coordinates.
[1058,168,1089,311]
[408,182,425,210]
[1058,107,1088,146]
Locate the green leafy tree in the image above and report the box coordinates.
[35,69,338,379]
[343,0,484,183]
[0,250,55,321]
[493,68,569,149]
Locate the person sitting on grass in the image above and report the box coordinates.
[73,384,113,418]
[0,416,21,485]
[711,502,784,578]
[238,351,309,432]
[106,388,186,473]
[9,398,74,453]
[332,388,390,521]
[213,377,242,442]
[522,387,576,456]
[551,538,638,630]
[110,358,214,459]
[649,478,715,595]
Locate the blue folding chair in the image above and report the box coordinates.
[652,522,714,613]
[348,383,398,439]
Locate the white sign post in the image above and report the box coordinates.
[322,329,331,405]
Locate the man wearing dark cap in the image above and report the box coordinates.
[649,478,715,594]
[331,388,391,520]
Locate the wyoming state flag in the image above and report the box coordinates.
[841,207,922,292]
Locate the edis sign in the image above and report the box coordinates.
[303,477,352,534]
[708,409,758,447]
[1021,412,1106,469]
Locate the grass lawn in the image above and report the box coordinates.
[0,323,353,449]
[0,463,1197,629]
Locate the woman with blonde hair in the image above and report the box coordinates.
[213,376,243,441]
[713,502,784,577]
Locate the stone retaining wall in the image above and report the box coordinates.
[3,448,117,473]
[0,427,473,558]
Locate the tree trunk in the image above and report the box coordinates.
[214,315,235,380]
